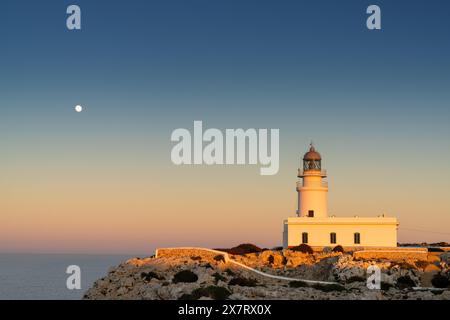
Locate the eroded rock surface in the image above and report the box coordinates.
[84,249,450,300]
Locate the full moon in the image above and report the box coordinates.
[75,105,83,113]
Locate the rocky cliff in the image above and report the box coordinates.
[84,248,450,300]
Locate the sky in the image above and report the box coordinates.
[1,0,449,254]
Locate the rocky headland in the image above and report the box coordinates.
[84,245,450,300]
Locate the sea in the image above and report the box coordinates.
[0,254,136,300]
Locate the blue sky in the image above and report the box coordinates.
[1,0,450,252]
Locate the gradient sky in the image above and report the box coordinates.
[1,0,450,254]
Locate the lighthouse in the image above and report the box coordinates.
[283,143,399,249]
[297,144,328,218]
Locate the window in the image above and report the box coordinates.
[308,210,314,217]
[330,232,336,244]
[302,232,308,244]
[354,232,361,244]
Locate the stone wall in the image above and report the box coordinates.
[353,249,428,261]
[155,247,229,262]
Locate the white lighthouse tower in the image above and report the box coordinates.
[297,143,328,218]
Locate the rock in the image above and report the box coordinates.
[440,290,450,300]
[323,247,332,253]
[427,254,441,264]
[407,290,435,300]
[259,251,285,267]
[420,271,438,287]
[424,264,441,272]
[360,290,384,300]
[440,252,450,264]
[286,257,305,268]
[381,273,396,286]
[228,293,247,300]
[116,287,128,296]
[123,277,134,287]
[335,267,366,282]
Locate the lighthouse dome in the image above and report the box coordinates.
[303,145,321,161]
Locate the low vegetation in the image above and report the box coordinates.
[381,282,393,291]
[141,271,165,281]
[311,283,346,292]
[289,281,309,288]
[431,274,450,288]
[172,270,199,283]
[414,260,429,269]
[190,256,202,261]
[179,286,231,300]
[212,272,227,282]
[346,276,365,283]
[396,276,416,289]
[224,268,235,276]
[291,244,313,254]
[228,277,258,287]
[215,243,263,255]
[213,254,226,262]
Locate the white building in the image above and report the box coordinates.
[283,144,399,249]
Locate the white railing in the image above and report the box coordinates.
[298,169,327,177]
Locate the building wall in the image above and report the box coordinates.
[297,175,328,218]
[285,217,398,248]
[298,188,328,218]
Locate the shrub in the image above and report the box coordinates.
[178,293,195,300]
[428,248,444,252]
[397,261,415,269]
[190,256,202,261]
[346,276,365,283]
[224,268,235,276]
[432,242,449,247]
[272,246,284,251]
[172,270,199,283]
[228,277,258,287]
[289,281,309,288]
[178,286,231,300]
[415,260,429,269]
[431,274,450,288]
[202,263,213,269]
[291,244,313,254]
[311,283,345,292]
[381,282,393,291]
[267,255,274,264]
[396,276,416,289]
[227,243,263,255]
[332,245,344,253]
[212,272,227,282]
[214,255,225,262]
[197,286,231,300]
[141,271,165,281]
